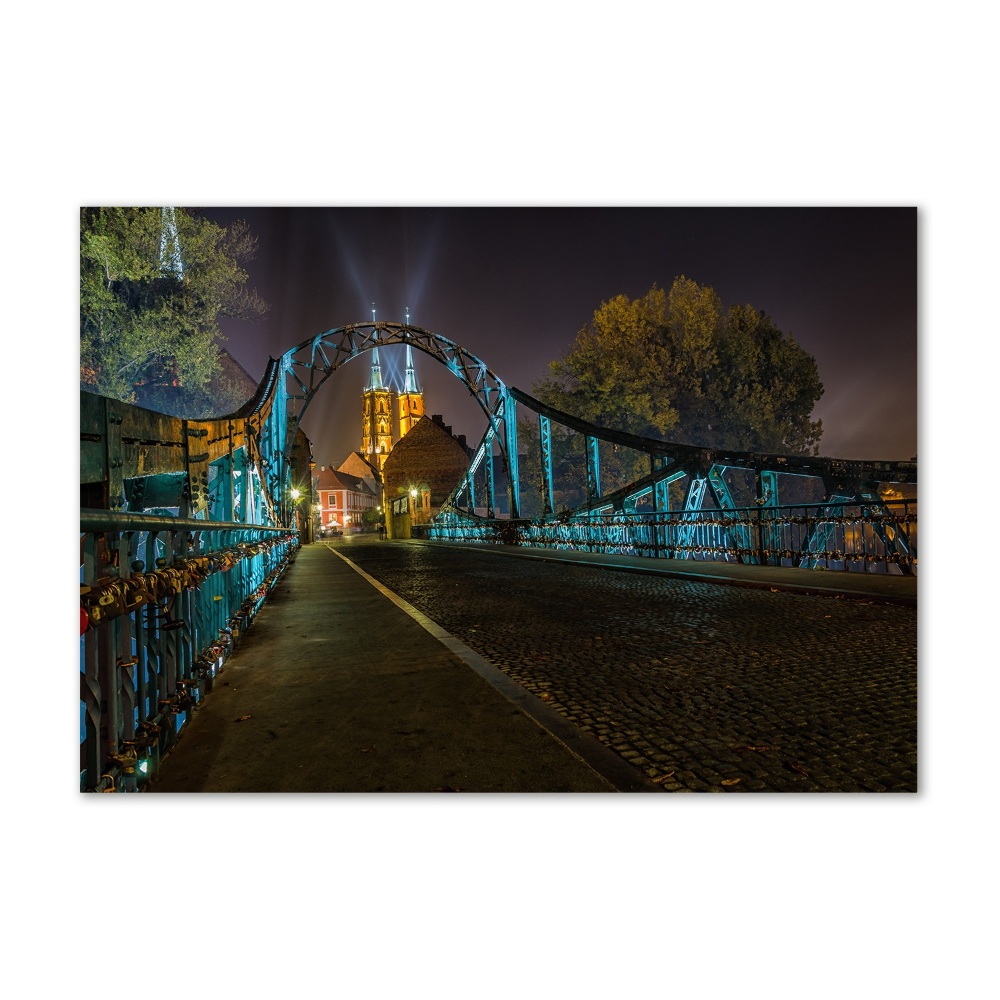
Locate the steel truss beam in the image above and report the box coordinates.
[264,321,520,519]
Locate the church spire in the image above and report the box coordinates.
[366,347,384,391]
[403,344,420,394]
[397,341,424,439]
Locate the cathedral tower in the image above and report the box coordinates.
[361,348,394,474]
[397,344,424,439]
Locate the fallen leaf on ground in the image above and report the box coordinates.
[785,759,809,776]
[235,715,252,722]
[721,778,742,786]
[651,772,675,783]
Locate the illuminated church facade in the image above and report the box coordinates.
[361,344,425,473]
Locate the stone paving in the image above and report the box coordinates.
[336,538,918,792]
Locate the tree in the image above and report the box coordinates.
[534,284,678,440]
[80,208,268,417]
[534,276,823,456]
[708,303,824,454]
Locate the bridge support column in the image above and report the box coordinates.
[585,435,601,506]
[539,415,555,516]
[483,435,496,518]
[754,469,781,565]
[504,392,520,519]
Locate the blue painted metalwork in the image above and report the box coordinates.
[80,511,298,792]
[82,312,920,787]
[586,435,601,505]
[707,466,760,563]
[539,415,555,516]
[262,321,520,520]
[505,391,521,518]
[483,433,497,518]
[421,499,917,571]
[424,385,917,575]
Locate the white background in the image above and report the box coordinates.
[3,4,991,998]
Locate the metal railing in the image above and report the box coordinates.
[80,511,299,792]
[419,499,917,575]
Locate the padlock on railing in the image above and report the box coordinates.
[108,745,139,775]
[82,580,126,626]
[216,628,233,657]
[121,575,154,612]
[143,596,185,632]
[175,678,199,709]
[149,569,177,602]
[118,737,155,780]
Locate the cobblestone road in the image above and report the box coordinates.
[338,539,918,792]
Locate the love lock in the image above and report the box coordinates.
[118,738,155,779]
[195,659,216,687]
[149,569,177,602]
[136,720,161,743]
[82,581,126,625]
[143,599,185,631]
[121,576,152,612]
[193,555,210,576]
[174,679,197,708]
[108,746,139,775]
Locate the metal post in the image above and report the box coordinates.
[504,392,520,519]
[586,435,601,505]
[539,414,555,516]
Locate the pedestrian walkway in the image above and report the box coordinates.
[150,538,915,794]
[149,542,644,793]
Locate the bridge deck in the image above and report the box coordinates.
[149,542,630,792]
[150,539,917,792]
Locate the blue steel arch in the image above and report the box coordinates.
[230,318,916,573]
[258,321,522,519]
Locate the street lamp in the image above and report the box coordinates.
[286,486,303,530]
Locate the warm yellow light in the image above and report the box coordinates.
[290,488,301,500]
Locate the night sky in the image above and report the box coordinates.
[201,207,917,468]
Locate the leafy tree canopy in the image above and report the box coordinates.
[534,276,823,455]
[80,207,268,417]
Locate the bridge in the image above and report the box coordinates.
[80,319,917,792]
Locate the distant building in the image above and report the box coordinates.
[314,466,378,533]
[360,348,394,474]
[337,452,380,498]
[397,344,425,438]
[361,344,425,474]
[382,414,473,538]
